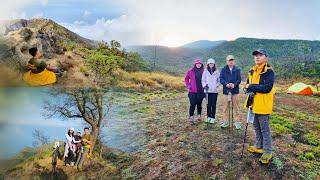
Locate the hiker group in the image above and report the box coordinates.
[63,127,92,170]
[184,49,275,164]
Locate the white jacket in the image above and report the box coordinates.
[202,69,220,93]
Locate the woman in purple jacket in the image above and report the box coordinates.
[184,59,205,125]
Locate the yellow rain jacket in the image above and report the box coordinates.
[244,63,276,114]
[23,68,57,86]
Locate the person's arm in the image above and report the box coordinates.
[65,134,72,147]
[38,61,47,71]
[184,71,191,89]
[234,69,241,87]
[73,137,81,143]
[86,136,92,145]
[216,72,221,87]
[247,71,275,93]
[219,69,228,86]
[201,71,207,88]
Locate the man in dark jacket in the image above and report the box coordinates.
[219,55,242,129]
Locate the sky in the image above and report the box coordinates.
[2,0,320,47]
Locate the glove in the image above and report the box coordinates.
[246,92,255,108]
[186,84,191,90]
[204,84,209,90]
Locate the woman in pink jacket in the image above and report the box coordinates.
[184,59,205,125]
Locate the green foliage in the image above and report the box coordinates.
[305,132,320,146]
[129,38,320,78]
[87,51,124,80]
[81,40,149,84]
[272,157,283,170]
[58,40,81,51]
[305,152,315,160]
[126,45,205,74]
[80,66,89,76]
[206,38,320,78]
[123,52,149,72]
[270,113,294,135]
[311,146,320,158]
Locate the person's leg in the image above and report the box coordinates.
[258,115,273,154]
[207,93,213,118]
[212,93,218,119]
[232,94,240,121]
[222,95,228,122]
[253,114,263,149]
[188,93,196,117]
[75,146,83,166]
[63,143,69,158]
[77,147,88,168]
[196,93,204,116]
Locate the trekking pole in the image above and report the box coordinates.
[231,94,234,134]
[205,85,209,129]
[241,107,251,157]
[241,91,255,158]
[227,91,232,133]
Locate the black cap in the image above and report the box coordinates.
[252,49,268,57]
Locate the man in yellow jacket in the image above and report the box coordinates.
[244,49,275,164]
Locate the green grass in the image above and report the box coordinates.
[305,132,320,146]
[270,113,294,135]
[272,157,284,170]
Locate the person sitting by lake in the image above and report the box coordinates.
[23,47,58,86]
[63,127,76,166]
[184,59,205,125]
[75,127,92,171]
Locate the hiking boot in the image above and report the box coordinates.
[189,116,195,125]
[220,121,229,128]
[209,118,216,124]
[259,153,273,164]
[234,122,242,130]
[196,115,202,122]
[248,146,264,154]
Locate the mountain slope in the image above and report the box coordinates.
[126,45,206,74]
[182,40,225,49]
[206,37,320,77]
[127,38,320,78]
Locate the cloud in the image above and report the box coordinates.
[2,0,320,46]
[41,0,49,6]
[83,10,91,18]
[0,0,48,20]
[62,14,149,46]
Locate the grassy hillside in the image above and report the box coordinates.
[206,38,320,78]
[128,38,320,79]
[3,85,319,179]
[0,19,186,89]
[182,40,226,49]
[126,45,206,75]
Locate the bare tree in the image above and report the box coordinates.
[32,129,50,147]
[43,88,113,154]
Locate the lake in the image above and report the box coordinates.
[0,87,146,158]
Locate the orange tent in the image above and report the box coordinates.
[287,83,315,96]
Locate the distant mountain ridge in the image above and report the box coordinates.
[127,38,320,78]
[182,40,226,49]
